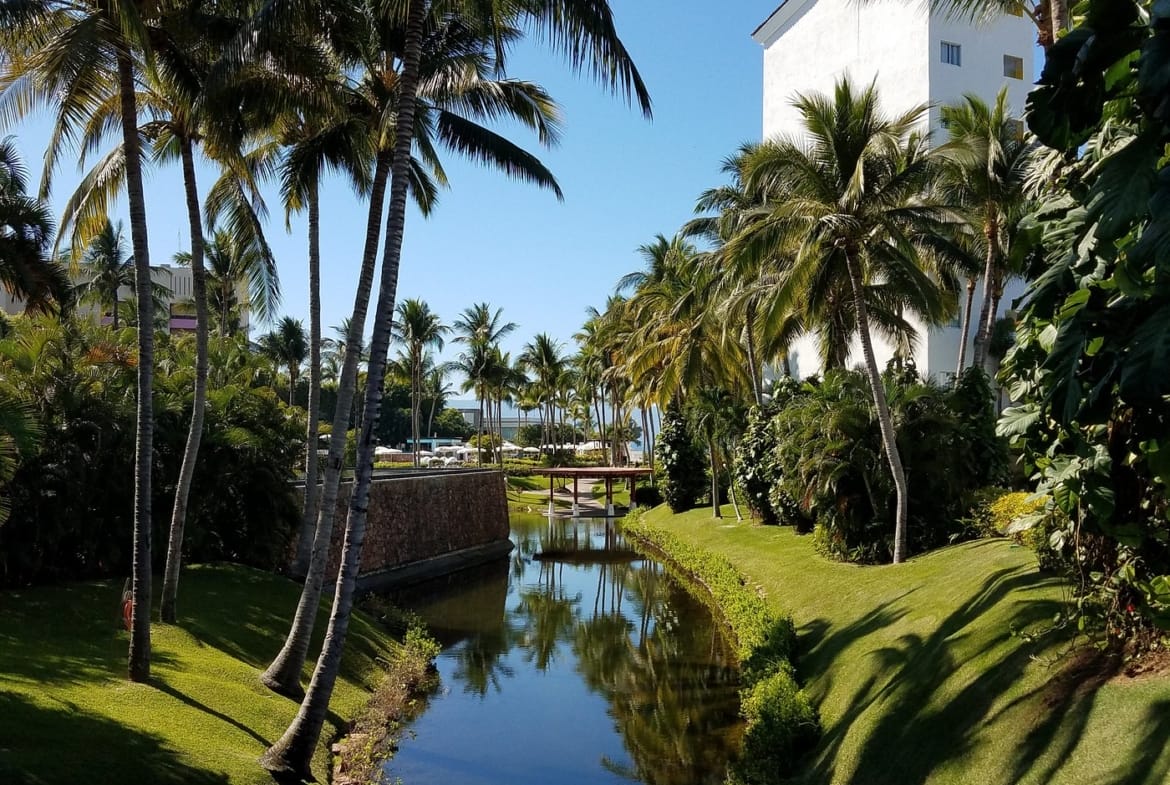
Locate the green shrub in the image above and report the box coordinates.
[631,484,663,508]
[733,404,780,524]
[655,403,706,513]
[732,668,821,785]
[770,369,1009,563]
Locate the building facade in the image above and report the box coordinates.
[2,263,249,335]
[753,0,1034,382]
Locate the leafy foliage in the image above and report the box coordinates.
[654,402,706,513]
[1002,0,1170,641]
[771,370,1006,563]
[0,318,302,586]
[732,403,780,524]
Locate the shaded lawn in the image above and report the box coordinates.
[0,564,399,785]
[640,505,1170,785]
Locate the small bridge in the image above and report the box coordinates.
[540,466,654,517]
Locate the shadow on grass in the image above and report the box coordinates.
[0,691,229,785]
[798,565,1118,785]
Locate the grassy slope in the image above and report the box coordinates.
[0,564,398,785]
[641,505,1170,785]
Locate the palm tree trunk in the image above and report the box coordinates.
[112,287,120,330]
[707,435,721,519]
[119,47,153,683]
[1049,0,1068,45]
[971,218,999,373]
[745,301,762,406]
[728,447,743,521]
[288,365,296,406]
[293,183,323,578]
[412,352,421,467]
[845,252,909,564]
[161,137,209,624]
[261,4,428,774]
[260,151,392,700]
[954,277,976,385]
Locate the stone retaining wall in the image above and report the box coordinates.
[294,469,511,586]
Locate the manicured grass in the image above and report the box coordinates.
[0,564,400,785]
[590,480,631,508]
[639,505,1170,785]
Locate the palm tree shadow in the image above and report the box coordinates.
[807,566,1072,785]
[150,678,271,747]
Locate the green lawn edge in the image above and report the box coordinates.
[633,504,1170,785]
[0,563,401,785]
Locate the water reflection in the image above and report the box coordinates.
[384,514,743,785]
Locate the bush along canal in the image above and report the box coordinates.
[382,512,747,784]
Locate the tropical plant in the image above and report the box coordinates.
[999,0,1170,641]
[392,298,447,466]
[258,316,308,406]
[655,403,706,513]
[732,78,957,563]
[0,137,68,314]
[938,88,1035,375]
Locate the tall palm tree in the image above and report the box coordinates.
[392,298,448,465]
[0,138,68,314]
[258,317,308,405]
[261,4,650,776]
[733,79,953,563]
[520,332,565,453]
[257,4,566,721]
[453,302,517,461]
[938,89,1033,374]
[1,0,163,680]
[74,221,134,329]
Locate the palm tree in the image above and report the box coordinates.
[392,298,448,466]
[938,89,1033,374]
[454,302,517,461]
[1,0,163,679]
[928,0,1066,51]
[0,138,68,314]
[520,333,565,453]
[260,4,649,776]
[733,78,954,564]
[73,221,132,328]
[257,4,567,721]
[259,317,308,405]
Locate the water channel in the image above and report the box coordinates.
[383,513,744,785]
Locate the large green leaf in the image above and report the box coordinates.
[1119,300,1170,403]
[1086,132,1160,241]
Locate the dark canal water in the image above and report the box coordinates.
[383,513,744,785]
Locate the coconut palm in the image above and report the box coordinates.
[938,88,1034,374]
[184,226,280,337]
[520,333,565,452]
[256,5,572,742]
[0,138,68,314]
[733,78,954,563]
[392,298,448,466]
[1,0,165,678]
[258,317,308,405]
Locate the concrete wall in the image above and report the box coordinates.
[300,469,512,588]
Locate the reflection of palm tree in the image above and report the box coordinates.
[451,627,516,697]
[517,584,579,672]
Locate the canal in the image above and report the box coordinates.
[383,513,744,785]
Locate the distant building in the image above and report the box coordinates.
[2,263,249,335]
[753,0,1033,382]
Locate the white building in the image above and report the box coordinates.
[2,263,249,334]
[753,0,1034,382]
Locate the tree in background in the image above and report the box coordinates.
[0,138,68,315]
[258,317,308,406]
[393,298,448,466]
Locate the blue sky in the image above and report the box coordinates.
[9,1,779,373]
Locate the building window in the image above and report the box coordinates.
[1004,55,1024,79]
[941,41,961,66]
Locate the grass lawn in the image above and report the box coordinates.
[590,480,631,508]
[639,505,1170,785]
[0,564,399,785]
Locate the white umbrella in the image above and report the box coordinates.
[418,450,434,458]
[374,446,404,460]
[522,447,540,454]
[434,445,462,454]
